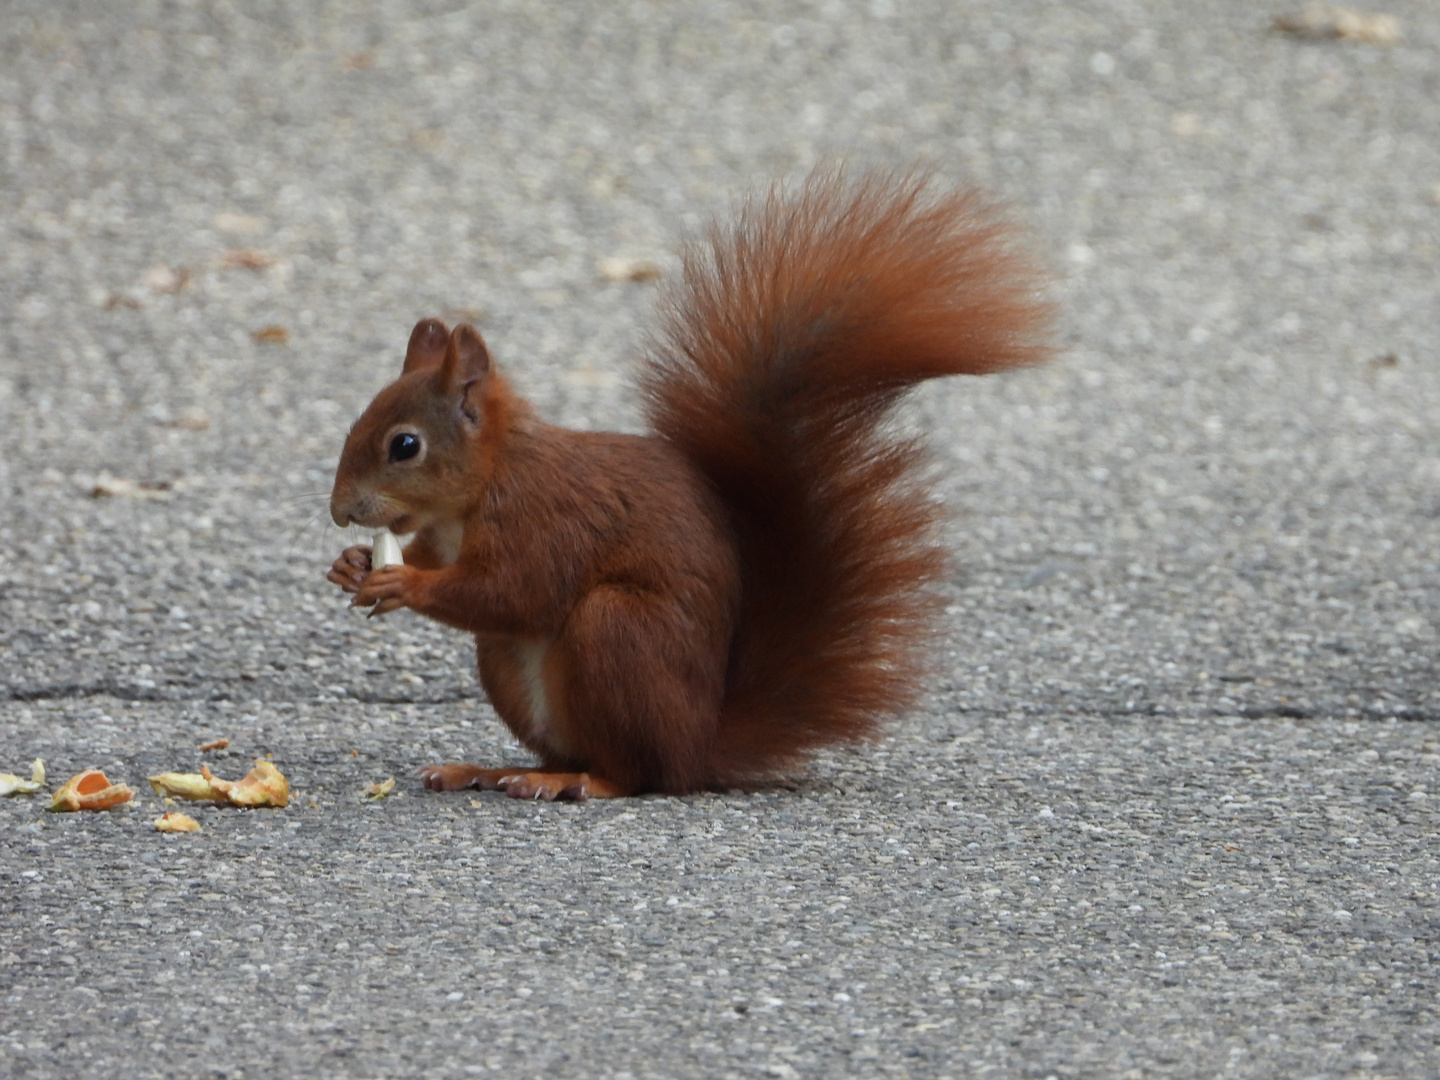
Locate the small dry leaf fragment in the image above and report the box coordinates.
[365,777,396,800]
[1273,4,1401,44]
[201,761,289,808]
[222,248,275,269]
[155,811,201,833]
[598,256,662,283]
[252,325,289,345]
[198,738,230,752]
[148,771,226,802]
[0,759,46,797]
[50,769,135,812]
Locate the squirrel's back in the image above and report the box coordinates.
[639,169,1054,784]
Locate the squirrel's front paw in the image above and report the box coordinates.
[350,564,420,617]
[327,545,372,593]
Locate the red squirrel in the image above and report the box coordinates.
[327,169,1052,799]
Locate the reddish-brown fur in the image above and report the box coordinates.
[329,169,1052,798]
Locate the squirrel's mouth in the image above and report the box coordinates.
[331,490,412,532]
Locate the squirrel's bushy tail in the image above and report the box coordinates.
[639,169,1053,784]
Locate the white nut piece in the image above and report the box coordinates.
[372,530,404,570]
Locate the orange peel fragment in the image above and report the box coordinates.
[154,811,201,833]
[147,761,289,808]
[50,769,135,812]
[364,776,396,800]
[200,761,289,808]
[148,771,225,801]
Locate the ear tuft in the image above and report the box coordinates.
[442,323,492,387]
[403,318,450,374]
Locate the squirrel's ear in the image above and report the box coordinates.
[403,318,451,374]
[442,324,493,425]
[441,323,492,386]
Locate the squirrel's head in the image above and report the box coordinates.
[330,318,495,533]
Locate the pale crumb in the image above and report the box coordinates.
[1274,4,1401,44]
[144,265,190,294]
[598,255,663,283]
[90,474,173,500]
[154,811,201,833]
[365,777,396,799]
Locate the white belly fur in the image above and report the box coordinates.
[430,520,464,566]
[516,637,556,743]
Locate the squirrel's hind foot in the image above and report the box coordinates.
[418,763,627,801]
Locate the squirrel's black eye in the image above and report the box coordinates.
[389,432,421,463]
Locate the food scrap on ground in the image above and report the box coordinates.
[50,769,135,812]
[149,771,224,801]
[154,811,201,833]
[90,475,173,500]
[203,761,289,807]
[0,759,45,797]
[1273,4,1401,43]
[198,738,230,752]
[365,777,396,800]
[597,255,662,283]
[148,761,289,808]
